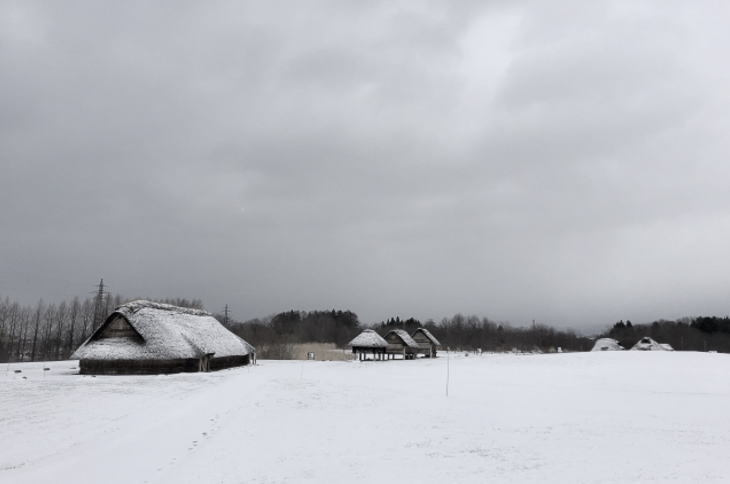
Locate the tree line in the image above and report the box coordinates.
[378,315,593,352]
[602,317,730,352]
[5,284,730,363]
[226,309,362,359]
[0,289,204,363]
[0,294,119,363]
[226,311,594,358]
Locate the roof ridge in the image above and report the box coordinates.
[117,299,212,317]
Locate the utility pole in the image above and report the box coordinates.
[223,304,230,326]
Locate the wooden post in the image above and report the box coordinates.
[446,346,450,397]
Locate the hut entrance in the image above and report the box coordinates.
[199,353,214,372]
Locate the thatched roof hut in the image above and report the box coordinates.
[348,329,388,348]
[631,336,673,351]
[591,338,624,351]
[72,300,255,374]
[347,329,388,361]
[411,328,441,357]
[384,329,419,359]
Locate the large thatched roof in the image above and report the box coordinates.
[386,329,419,348]
[72,300,254,360]
[347,329,388,348]
[413,328,441,346]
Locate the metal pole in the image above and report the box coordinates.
[445,346,450,397]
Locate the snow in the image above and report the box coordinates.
[2,352,730,483]
[591,338,624,351]
[347,329,388,348]
[72,300,253,360]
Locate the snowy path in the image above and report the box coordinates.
[1,352,729,483]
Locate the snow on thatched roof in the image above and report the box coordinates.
[631,336,673,351]
[413,328,441,346]
[72,300,254,361]
[347,329,388,348]
[591,338,624,351]
[386,329,419,348]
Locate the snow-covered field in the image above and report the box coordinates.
[1,352,729,483]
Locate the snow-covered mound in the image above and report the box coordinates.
[631,336,674,351]
[591,338,624,351]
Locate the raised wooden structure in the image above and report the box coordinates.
[72,300,255,375]
[384,329,419,360]
[411,327,441,358]
[347,329,388,361]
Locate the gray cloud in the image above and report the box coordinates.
[2,0,729,330]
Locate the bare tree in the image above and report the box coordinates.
[66,297,80,357]
[54,301,67,360]
[29,300,44,361]
[19,308,31,361]
[40,303,56,361]
[80,298,93,343]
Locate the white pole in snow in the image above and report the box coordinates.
[445,346,450,397]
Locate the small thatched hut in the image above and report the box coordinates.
[384,329,419,360]
[411,327,441,358]
[72,300,255,374]
[631,336,673,351]
[347,329,388,361]
[591,338,624,351]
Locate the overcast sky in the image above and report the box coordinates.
[2,1,730,331]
